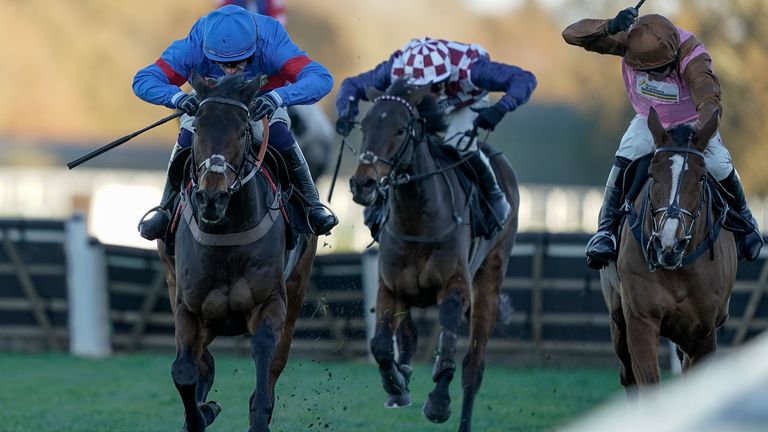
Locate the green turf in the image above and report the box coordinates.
[0,352,621,431]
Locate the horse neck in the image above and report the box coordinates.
[388,139,463,232]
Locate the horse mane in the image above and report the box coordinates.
[387,79,448,135]
[206,73,248,97]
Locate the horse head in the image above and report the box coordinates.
[188,71,265,223]
[646,106,719,269]
[349,79,445,206]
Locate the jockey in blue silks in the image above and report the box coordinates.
[133,5,338,239]
[335,38,537,235]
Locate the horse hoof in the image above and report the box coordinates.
[199,401,222,426]
[384,393,412,408]
[422,397,451,423]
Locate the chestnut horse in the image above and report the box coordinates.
[156,73,317,432]
[601,107,737,392]
[349,80,519,432]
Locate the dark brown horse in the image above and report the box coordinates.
[156,73,317,432]
[601,107,737,392]
[349,80,519,432]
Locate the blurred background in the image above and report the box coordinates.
[2,0,767,250]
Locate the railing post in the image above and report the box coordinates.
[65,213,112,358]
[361,248,379,362]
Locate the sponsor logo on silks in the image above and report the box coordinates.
[636,74,680,103]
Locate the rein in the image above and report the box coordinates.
[192,97,270,195]
[359,94,476,243]
[182,96,278,247]
[627,145,725,270]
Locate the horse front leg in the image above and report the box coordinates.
[423,288,467,424]
[625,314,662,389]
[393,310,417,407]
[247,297,286,432]
[370,281,411,408]
[171,307,209,432]
[609,309,637,395]
[195,348,222,427]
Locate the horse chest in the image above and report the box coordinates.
[381,249,464,300]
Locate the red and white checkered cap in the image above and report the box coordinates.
[398,38,451,85]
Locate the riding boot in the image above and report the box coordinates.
[585,159,629,269]
[138,144,183,241]
[138,176,173,241]
[466,150,510,226]
[719,169,764,261]
[280,144,339,235]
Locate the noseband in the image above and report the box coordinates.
[191,96,258,195]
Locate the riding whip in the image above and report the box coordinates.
[635,0,646,10]
[67,111,183,169]
[327,96,356,202]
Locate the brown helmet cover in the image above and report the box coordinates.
[624,14,679,70]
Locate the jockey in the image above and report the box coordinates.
[215,0,286,25]
[563,10,764,268]
[335,37,537,231]
[133,5,338,239]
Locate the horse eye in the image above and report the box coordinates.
[396,128,406,136]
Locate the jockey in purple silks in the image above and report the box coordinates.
[563,9,763,268]
[335,37,537,237]
[133,5,337,239]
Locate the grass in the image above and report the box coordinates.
[0,352,621,432]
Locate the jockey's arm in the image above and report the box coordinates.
[133,20,204,109]
[335,56,395,119]
[562,18,628,56]
[469,58,537,112]
[682,53,722,129]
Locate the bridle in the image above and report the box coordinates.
[357,95,423,191]
[643,145,707,270]
[356,93,478,243]
[191,96,259,196]
[358,95,473,193]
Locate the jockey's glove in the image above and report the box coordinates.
[250,92,281,120]
[174,93,199,116]
[335,116,355,137]
[473,103,507,131]
[607,7,638,34]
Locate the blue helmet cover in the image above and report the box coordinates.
[203,5,258,62]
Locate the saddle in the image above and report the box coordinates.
[363,140,502,242]
[160,147,312,256]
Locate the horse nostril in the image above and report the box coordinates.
[361,178,377,191]
[213,191,230,210]
[194,190,208,207]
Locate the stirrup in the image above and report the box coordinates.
[141,205,170,241]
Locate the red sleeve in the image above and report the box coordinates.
[262,55,312,91]
[154,58,187,87]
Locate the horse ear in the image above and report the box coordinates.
[365,86,385,101]
[190,70,209,100]
[242,74,268,102]
[693,109,719,151]
[647,106,667,147]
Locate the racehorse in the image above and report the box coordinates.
[601,107,737,392]
[156,72,317,432]
[349,79,519,432]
